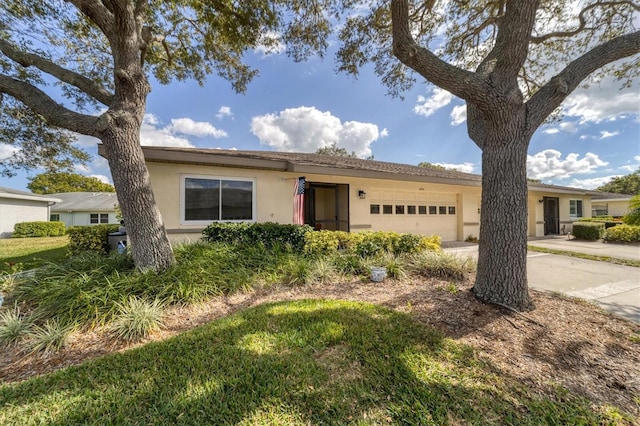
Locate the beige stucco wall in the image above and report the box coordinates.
[146,161,483,243]
[0,198,51,238]
[592,200,631,217]
[527,191,592,235]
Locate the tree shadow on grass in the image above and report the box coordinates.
[0,247,69,273]
[0,299,615,425]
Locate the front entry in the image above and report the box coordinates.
[543,197,559,235]
[305,183,349,231]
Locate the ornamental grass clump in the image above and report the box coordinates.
[110,296,166,342]
[28,319,74,353]
[0,304,32,346]
[412,251,476,281]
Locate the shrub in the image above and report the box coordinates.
[12,221,65,238]
[571,222,605,240]
[28,319,74,353]
[0,304,32,346]
[411,251,476,281]
[68,224,120,254]
[304,230,441,257]
[202,222,312,251]
[577,217,622,229]
[603,224,640,243]
[110,296,165,342]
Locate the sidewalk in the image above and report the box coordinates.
[443,237,640,323]
[527,235,640,261]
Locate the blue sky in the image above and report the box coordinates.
[2,45,639,192]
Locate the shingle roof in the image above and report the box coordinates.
[0,186,61,203]
[49,192,119,212]
[135,146,592,194]
[590,191,634,201]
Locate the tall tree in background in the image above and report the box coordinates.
[596,169,640,195]
[28,172,115,194]
[0,0,339,272]
[337,0,639,310]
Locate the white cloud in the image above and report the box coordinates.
[250,106,385,158]
[543,128,560,134]
[73,134,101,148]
[541,121,578,135]
[89,174,112,185]
[168,118,227,138]
[0,143,20,160]
[216,106,233,120]
[254,31,285,57]
[414,88,453,118]
[599,130,619,139]
[450,105,467,126]
[139,114,227,147]
[563,77,640,123]
[435,162,475,173]
[527,149,608,180]
[568,175,621,190]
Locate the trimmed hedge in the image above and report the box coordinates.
[577,217,622,229]
[304,230,441,256]
[202,222,313,251]
[68,224,120,255]
[571,222,605,240]
[201,223,442,256]
[603,224,640,243]
[12,221,66,238]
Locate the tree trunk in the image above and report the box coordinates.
[473,131,534,311]
[101,117,175,272]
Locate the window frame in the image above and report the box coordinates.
[569,199,583,219]
[50,214,60,222]
[180,174,256,225]
[90,213,109,224]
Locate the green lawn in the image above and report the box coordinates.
[0,299,624,425]
[0,236,70,273]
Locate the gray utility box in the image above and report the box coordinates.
[108,231,127,252]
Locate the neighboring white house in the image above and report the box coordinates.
[0,187,61,238]
[49,192,120,228]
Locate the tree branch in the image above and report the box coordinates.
[486,0,539,80]
[531,1,640,43]
[64,0,114,36]
[390,0,488,104]
[0,40,114,106]
[527,31,640,130]
[0,74,103,137]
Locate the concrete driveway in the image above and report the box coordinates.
[443,238,640,323]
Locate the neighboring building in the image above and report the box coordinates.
[591,192,634,217]
[98,146,596,243]
[49,192,120,228]
[0,187,61,238]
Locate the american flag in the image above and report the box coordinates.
[293,176,305,225]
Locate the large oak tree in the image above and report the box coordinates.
[337,0,639,310]
[0,0,340,272]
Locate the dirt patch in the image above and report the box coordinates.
[1,276,639,417]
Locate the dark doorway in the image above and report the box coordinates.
[543,197,559,235]
[305,183,349,231]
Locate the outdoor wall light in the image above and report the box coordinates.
[538,199,544,203]
[358,190,367,199]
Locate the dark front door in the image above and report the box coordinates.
[305,183,349,231]
[543,197,559,235]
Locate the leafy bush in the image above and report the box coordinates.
[571,222,605,240]
[623,195,640,225]
[68,224,120,254]
[603,224,640,243]
[202,222,312,251]
[12,221,65,238]
[577,217,622,229]
[304,230,441,256]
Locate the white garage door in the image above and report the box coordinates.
[367,189,459,241]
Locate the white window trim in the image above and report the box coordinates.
[569,199,583,219]
[90,213,110,224]
[180,174,256,225]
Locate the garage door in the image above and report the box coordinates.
[367,189,459,241]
